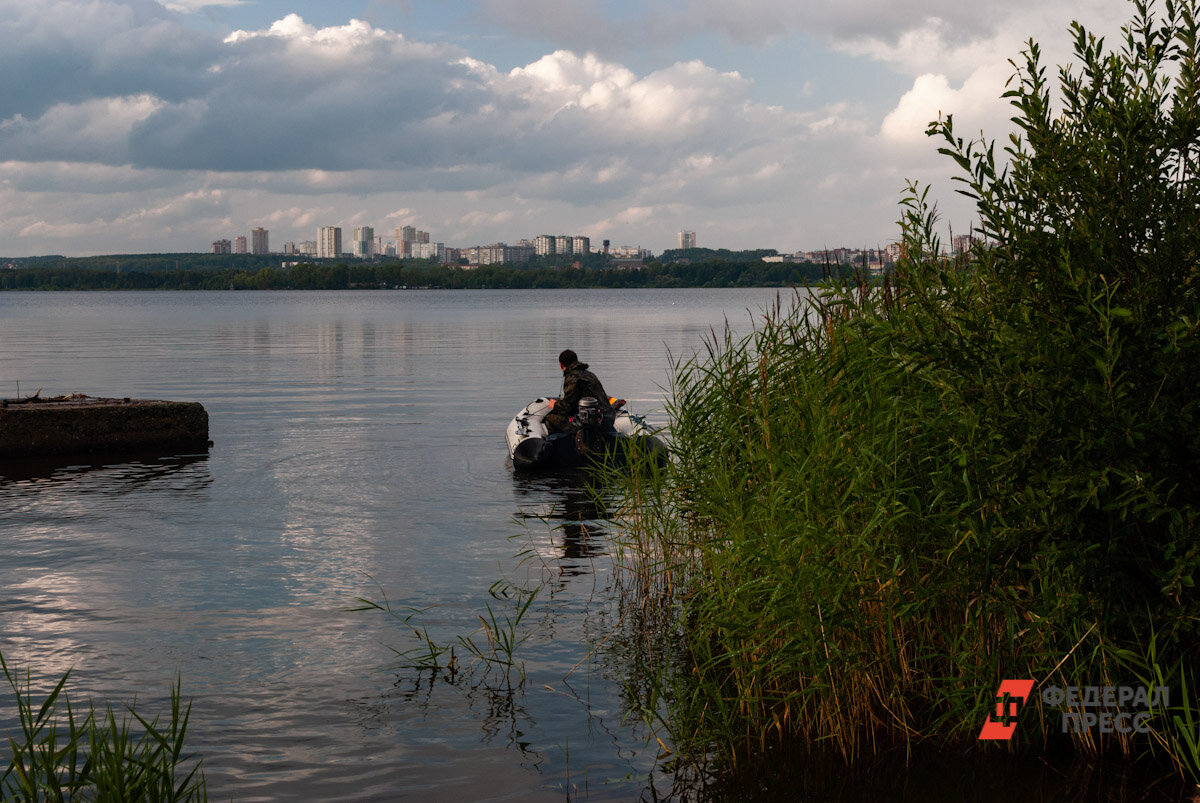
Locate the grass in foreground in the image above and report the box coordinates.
[1,651,206,802]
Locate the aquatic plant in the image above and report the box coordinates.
[611,0,1200,787]
[351,575,538,688]
[1,651,206,802]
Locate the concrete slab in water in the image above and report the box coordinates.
[0,394,210,459]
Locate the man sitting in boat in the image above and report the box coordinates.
[544,349,615,433]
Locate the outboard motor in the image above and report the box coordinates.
[575,397,602,428]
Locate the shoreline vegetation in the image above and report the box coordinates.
[608,0,1200,796]
[0,251,860,292]
[1,652,207,801]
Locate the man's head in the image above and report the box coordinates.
[558,349,578,370]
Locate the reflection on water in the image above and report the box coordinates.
[512,471,612,582]
[0,452,214,684]
[0,450,212,490]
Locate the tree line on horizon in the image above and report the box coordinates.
[0,250,852,291]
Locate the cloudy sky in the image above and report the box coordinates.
[0,0,1132,257]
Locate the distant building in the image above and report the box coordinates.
[283,242,298,255]
[234,236,247,254]
[299,241,318,257]
[251,227,269,255]
[394,225,430,258]
[679,230,696,249]
[533,234,589,257]
[534,235,556,256]
[318,227,342,259]
[353,226,375,258]
[612,258,645,270]
[609,245,652,260]
[796,247,890,272]
[411,241,444,260]
[211,239,231,254]
[464,242,533,265]
[509,243,534,264]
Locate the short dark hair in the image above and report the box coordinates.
[558,349,578,367]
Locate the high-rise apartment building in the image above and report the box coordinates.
[534,234,591,257]
[212,239,231,254]
[234,236,248,254]
[353,226,375,258]
[464,243,533,265]
[411,242,444,260]
[534,235,556,256]
[318,226,342,259]
[251,227,269,255]
[394,225,431,258]
[679,230,696,249]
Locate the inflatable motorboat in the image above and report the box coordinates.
[505,396,667,470]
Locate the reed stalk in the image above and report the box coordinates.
[1,651,207,802]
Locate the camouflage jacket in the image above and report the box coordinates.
[557,361,613,419]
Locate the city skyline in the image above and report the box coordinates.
[203,221,893,266]
[1,0,1133,258]
[217,223,610,263]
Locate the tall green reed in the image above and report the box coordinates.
[608,2,1200,780]
[612,258,1198,780]
[1,651,206,802]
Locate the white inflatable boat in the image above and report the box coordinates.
[505,396,667,470]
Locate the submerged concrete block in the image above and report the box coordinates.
[0,394,210,459]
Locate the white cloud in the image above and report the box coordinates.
[880,71,1006,146]
[0,0,1148,257]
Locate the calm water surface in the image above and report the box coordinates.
[0,288,793,801]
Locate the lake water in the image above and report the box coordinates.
[0,288,794,801]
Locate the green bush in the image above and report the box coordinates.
[617,0,1200,781]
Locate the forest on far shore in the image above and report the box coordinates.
[0,249,861,290]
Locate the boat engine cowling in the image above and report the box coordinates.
[575,396,602,428]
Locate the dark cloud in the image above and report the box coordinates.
[0,0,217,120]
